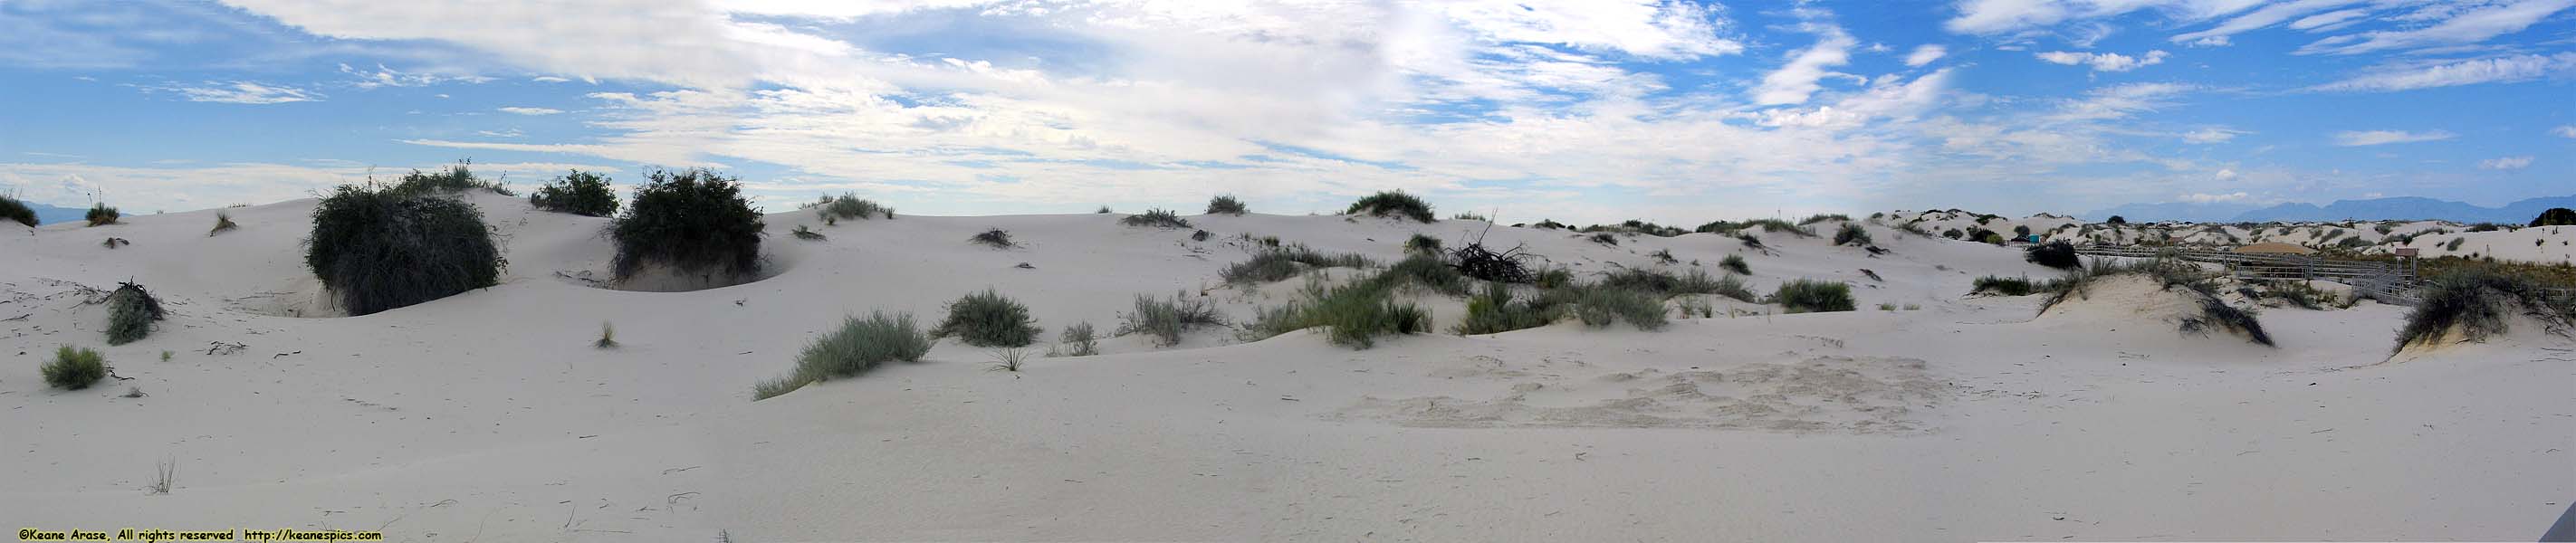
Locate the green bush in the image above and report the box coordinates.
[1056,322,1099,357]
[1404,233,1442,255]
[1378,254,1470,296]
[610,169,763,282]
[2395,269,2573,351]
[85,204,119,226]
[105,281,164,345]
[1221,244,1374,284]
[1574,287,1667,330]
[1800,214,1850,225]
[2025,241,2079,269]
[528,170,619,216]
[810,193,891,221]
[389,162,509,196]
[1833,224,1872,246]
[1589,233,1618,246]
[1122,208,1192,229]
[1738,233,1766,249]
[753,312,934,400]
[1719,254,1750,275]
[1971,275,2045,296]
[930,289,1041,348]
[1,195,36,227]
[1245,278,1432,348]
[971,228,1013,248]
[1598,268,1743,300]
[42,346,109,390]
[790,225,826,241]
[1456,283,1563,335]
[305,184,503,315]
[1206,195,1249,215]
[1535,268,1575,289]
[1116,292,1226,347]
[1744,219,1814,237]
[209,211,238,235]
[1345,191,1435,223]
[1771,280,1854,313]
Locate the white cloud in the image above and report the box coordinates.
[2286,8,2368,31]
[2182,127,2243,143]
[1904,44,1948,67]
[1753,27,1857,106]
[2311,52,2576,92]
[2479,156,2534,170]
[148,81,323,104]
[1945,0,2265,34]
[339,63,489,89]
[2297,0,2576,55]
[2035,50,2170,71]
[2332,129,2456,146]
[2179,190,2246,202]
[2555,125,2576,138]
[0,160,613,212]
[2169,0,2366,45]
[498,107,564,115]
[2051,82,2194,121]
[531,76,570,83]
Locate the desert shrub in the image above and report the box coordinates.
[1192,229,1211,242]
[1965,227,2002,244]
[1096,205,1113,214]
[42,346,109,390]
[2335,237,2371,250]
[1055,322,1099,357]
[811,193,891,221]
[1378,254,1470,296]
[1450,242,1535,283]
[1573,287,1667,330]
[1598,267,1744,300]
[2258,281,2339,310]
[1404,233,1442,255]
[790,225,826,241]
[1221,244,1373,283]
[101,237,129,249]
[1771,279,1854,313]
[596,322,618,348]
[1456,283,1565,335]
[1738,233,1766,249]
[753,312,933,400]
[1799,214,1849,225]
[208,211,238,235]
[305,184,503,315]
[971,228,1014,248]
[2465,223,2504,233]
[2181,298,2273,346]
[85,204,119,226]
[1206,195,1249,215]
[1971,275,2044,296]
[0,195,34,227]
[1647,248,1677,264]
[2042,259,2274,346]
[2394,269,2573,351]
[1719,254,1750,275]
[2532,207,2576,227]
[2025,241,2079,269]
[2105,215,2126,224]
[104,281,164,346]
[1244,278,1432,348]
[1833,223,1872,246]
[1117,292,1226,347]
[528,170,619,216]
[1451,212,1488,222]
[389,162,508,195]
[610,168,763,282]
[1345,191,1435,223]
[1122,208,1192,229]
[1942,228,1963,239]
[1535,268,1574,289]
[2444,237,2466,252]
[1694,220,1740,233]
[929,289,1041,348]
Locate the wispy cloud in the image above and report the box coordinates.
[2555,126,2576,138]
[1752,25,1857,106]
[2296,0,2576,55]
[2179,191,2249,203]
[2035,50,2170,71]
[2310,52,2576,91]
[2478,156,2533,170]
[497,107,564,115]
[2182,128,2245,144]
[147,81,323,104]
[1904,44,1948,67]
[2332,129,2456,147]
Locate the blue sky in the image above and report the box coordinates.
[1,0,2571,224]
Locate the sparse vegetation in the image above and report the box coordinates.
[305,183,503,315]
[611,168,764,282]
[1833,223,1872,246]
[2394,269,2574,352]
[790,224,826,241]
[752,311,934,400]
[1971,275,2048,296]
[930,289,1042,348]
[1054,322,1099,357]
[1647,248,1677,264]
[1589,232,1618,246]
[986,348,1026,372]
[1450,242,1537,283]
[1379,254,1470,296]
[1598,267,1751,301]
[1800,214,1850,225]
[2043,259,2274,347]
[1770,280,1854,313]
[86,204,119,226]
[0,195,34,227]
[104,281,164,346]
[1221,244,1374,284]
[1405,233,1442,255]
[1456,283,1563,335]
[389,161,511,196]
[1719,254,1750,275]
[1245,276,1433,348]
[811,193,892,221]
[1122,208,1192,229]
[1572,287,1667,330]
[1206,195,1249,215]
[1345,191,1435,223]
[971,228,1014,248]
[595,322,618,348]
[42,346,109,390]
[1117,292,1226,347]
[1451,212,1488,222]
[208,211,238,235]
[2025,241,2079,269]
[528,170,619,216]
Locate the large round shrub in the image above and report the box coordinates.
[930,289,1041,348]
[306,185,504,316]
[2025,241,2079,269]
[529,170,619,217]
[105,281,164,345]
[1346,191,1435,223]
[85,204,119,226]
[610,169,764,282]
[42,346,109,390]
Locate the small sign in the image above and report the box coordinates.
[2394,247,2419,257]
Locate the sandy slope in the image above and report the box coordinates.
[3,194,2570,541]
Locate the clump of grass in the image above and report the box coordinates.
[1588,232,1618,246]
[0,195,34,227]
[1404,233,1442,255]
[1573,287,1667,330]
[104,281,164,345]
[1244,277,1432,348]
[1221,244,1374,284]
[1456,283,1563,335]
[595,321,618,348]
[790,224,826,241]
[810,193,892,221]
[1192,230,1211,242]
[1833,223,1872,246]
[1598,267,1750,301]
[1053,322,1099,357]
[611,168,764,283]
[1743,218,1814,237]
[929,289,1042,348]
[1647,248,1678,264]
[1719,254,1750,275]
[986,348,1027,372]
[43,346,109,390]
[86,204,120,226]
[2394,269,2574,352]
[2444,237,2466,252]
[1800,214,1850,225]
[150,459,176,494]
[1096,205,1112,214]
[388,161,510,195]
[971,228,1014,248]
[1737,233,1766,250]
[1345,191,1435,223]
[752,311,934,400]
[306,183,503,315]
[1971,275,2046,296]
[101,237,129,249]
[2043,259,2275,346]
[2025,241,2079,269]
[1117,291,1227,347]
[1206,195,1249,215]
[1536,267,1574,289]
[528,170,620,216]
[1770,279,1854,313]
[1122,208,1192,229]
[208,211,239,235]
[1451,212,1488,222]
[1378,254,1470,296]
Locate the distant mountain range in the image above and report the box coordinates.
[2087,195,2576,224]
[21,202,91,225]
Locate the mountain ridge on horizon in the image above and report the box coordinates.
[2087,195,2576,224]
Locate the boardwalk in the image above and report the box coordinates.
[2066,244,2423,305]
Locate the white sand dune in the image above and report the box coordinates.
[5,195,2570,541]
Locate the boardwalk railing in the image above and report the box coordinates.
[2064,244,2424,305]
